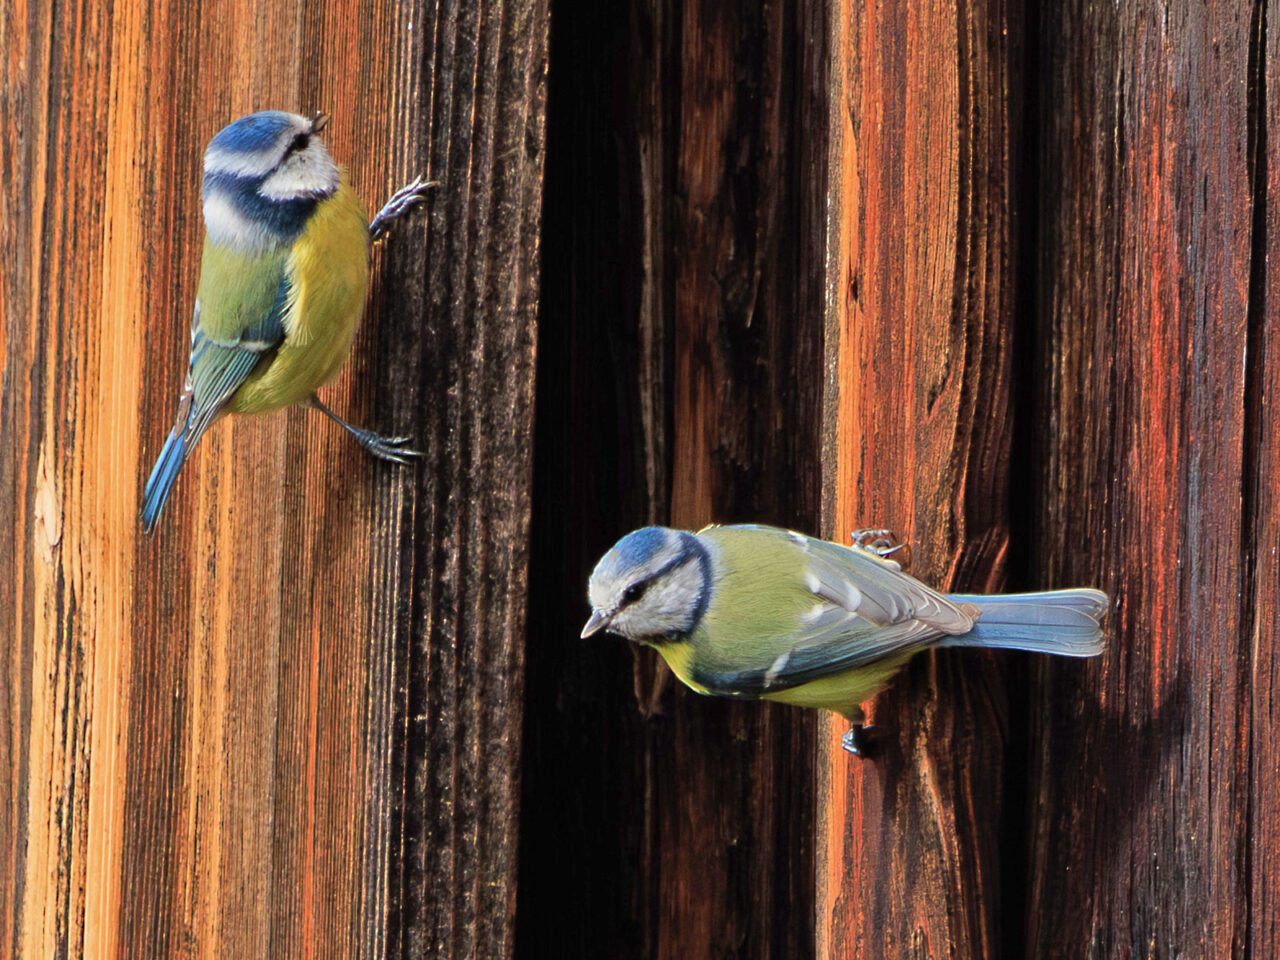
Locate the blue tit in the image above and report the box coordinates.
[140,110,434,533]
[582,524,1108,755]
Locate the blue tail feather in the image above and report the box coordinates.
[940,589,1109,658]
[140,431,187,534]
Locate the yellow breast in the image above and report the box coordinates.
[230,178,370,414]
[653,641,711,694]
[760,652,914,720]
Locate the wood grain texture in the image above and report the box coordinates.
[1025,1,1261,955]
[517,0,826,956]
[658,0,825,955]
[7,0,1280,956]
[817,0,1018,955]
[1252,5,1280,953]
[0,0,546,956]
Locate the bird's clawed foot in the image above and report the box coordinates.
[841,724,878,759]
[349,428,423,465]
[850,528,908,570]
[369,175,439,243]
[308,395,422,465]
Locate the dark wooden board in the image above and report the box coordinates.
[1251,5,1280,954]
[517,0,826,956]
[1025,1,1265,955]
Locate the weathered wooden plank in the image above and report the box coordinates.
[2,2,157,956]
[1026,2,1255,955]
[386,0,546,956]
[816,0,1018,954]
[1249,1,1280,955]
[656,2,825,954]
[0,0,546,956]
[518,0,825,956]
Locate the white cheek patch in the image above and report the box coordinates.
[258,146,339,201]
[656,564,704,628]
[203,192,280,251]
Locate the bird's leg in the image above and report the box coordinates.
[369,176,439,243]
[850,528,893,550]
[850,528,907,569]
[840,708,877,759]
[840,726,876,758]
[307,394,422,464]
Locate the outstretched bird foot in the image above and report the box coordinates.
[841,724,878,759]
[369,175,439,242]
[350,429,423,465]
[308,395,422,465]
[850,528,908,570]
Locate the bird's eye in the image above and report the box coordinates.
[621,581,648,606]
[288,133,310,154]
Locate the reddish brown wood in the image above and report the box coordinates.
[0,0,546,956]
[527,0,1279,955]
[656,2,826,954]
[1252,6,1280,953]
[816,0,1018,955]
[1025,1,1259,955]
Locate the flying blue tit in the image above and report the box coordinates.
[140,110,435,533]
[582,524,1108,755]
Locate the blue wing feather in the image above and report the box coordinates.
[688,526,973,694]
[140,431,186,533]
[139,274,290,533]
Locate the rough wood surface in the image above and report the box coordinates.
[1252,6,1280,954]
[6,0,1280,956]
[522,0,1280,957]
[0,0,547,956]
[815,0,1018,955]
[1024,1,1268,955]
[810,0,1280,955]
[657,0,825,954]
[517,0,826,956]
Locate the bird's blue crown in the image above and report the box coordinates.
[612,527,670,571]
[208,111,300,156]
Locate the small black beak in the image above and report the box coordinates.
[310,111,331,134]
[580,609,610,638]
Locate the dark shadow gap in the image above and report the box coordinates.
[514,0,667,955]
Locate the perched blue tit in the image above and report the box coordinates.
[140,110,433,533]
[582,524,1108,754]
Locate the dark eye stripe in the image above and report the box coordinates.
[287,133,310,154]
[621,581,648,606]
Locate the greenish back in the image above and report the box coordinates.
[686,525,966,698]
[695,526,820,672]
[196,241,289,342]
